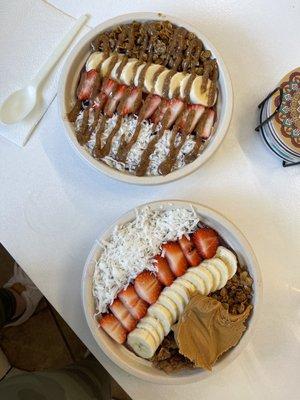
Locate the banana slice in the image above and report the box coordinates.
[120,59,139,86]
[147,304,172,336]
[188,266,214,295]
[168,72,186,98]
[137,320,160,347]
[177,278,197,298]
[162,287,186,315]
[127,328,157,359]
[189,76,216,106]
[169,281,190,305]
[209,258,229,289]
[138,316,164,343]
[182,272,206,294]
[179,74,191,99]
[154,69,169,97]
[157,294,178,323]
[134,63,147,87]
[110,60,122,80]
[202,258,229,290]
[144,64,163,93]
[216,246,237,279]
[201,262,221,291]
[86,51,106,71]
[100,54,121,77]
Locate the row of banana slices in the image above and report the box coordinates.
[85,51,216,107]
[127,246,238,359]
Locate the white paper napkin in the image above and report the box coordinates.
[0,0,89,147]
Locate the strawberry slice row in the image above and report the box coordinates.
[99,227,219,344]
[77,75,214,136]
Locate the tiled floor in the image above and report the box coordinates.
[0,243,131,399]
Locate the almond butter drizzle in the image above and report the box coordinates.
[151,65,165,93]
[98,114,123,158]
[93,115,108,158]
[184,109,209,164]
[67,99,81,122]
[138,62,151,88]
[164,27,180,67]
[158,108,195,175]
[135,109,171,176]
[162,70,176,98]
[76,108,90,145]
[184,73,196,101]
[98,87,143,158]
[116,93,153,162]
[88,107,101,138]
[106,53,119,78]
[173,28,187,70]
[130,61,143,86]
[116,56,128,79]
[207,62,218,107]
[127,24,135,54]
[201,60,213,94]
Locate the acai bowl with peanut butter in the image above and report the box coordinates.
[58,13,233,185]
[81,200,262,384]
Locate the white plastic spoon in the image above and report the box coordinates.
[0,14,89,125]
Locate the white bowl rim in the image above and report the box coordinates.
[58,12,233,186]
[81,200,263,384]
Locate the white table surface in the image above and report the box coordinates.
[1,0,300,399]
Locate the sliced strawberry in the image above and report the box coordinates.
[134,271,162,304]
[119,87,142,116]
[93,92,107,111]
[179,104,205,134]
[200,109,215,139]
[151,98,169,124]
[154,255,175,286]
[118,285,148,320]
[77,70,100,101]
[109,298,137,332]
[162,242,188,277]
[99,313,127,344]
[104,84,128,117]
[192,227,219,259]
[100,78,118,97]
[130,298,148,320]
[143,94,162,120]
[178,235,202,266]
[165,99,185,128]
[118,284,139,308]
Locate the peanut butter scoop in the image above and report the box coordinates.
[175,294,252,370]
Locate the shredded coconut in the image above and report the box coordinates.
[83,113,202,176]
[93,205,200,314]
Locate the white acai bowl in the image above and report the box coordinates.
[81,200,262,384]
[58,13,233,185]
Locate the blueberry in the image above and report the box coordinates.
[82,100,90,108]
